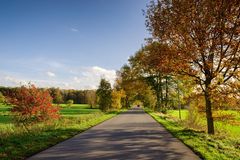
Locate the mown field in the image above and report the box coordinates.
[0,103,119,160]
[146,109,240,160]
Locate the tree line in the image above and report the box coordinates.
[0,86,97,107]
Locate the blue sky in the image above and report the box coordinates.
[0,0,149,89]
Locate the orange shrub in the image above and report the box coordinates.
[7,84,60,127]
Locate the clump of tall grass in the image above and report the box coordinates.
[184,105,205,131]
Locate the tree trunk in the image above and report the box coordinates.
[204,81,214,134]
[156,73,162,111]
[177,83,181,120]
[160,74,163,109]
[125,96,130,108]
[156,91,160,111]
[165,76,168,108]
[158,73,164,112]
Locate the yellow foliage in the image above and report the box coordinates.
[111,89,126,109]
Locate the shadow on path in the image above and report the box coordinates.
[28,108,200,160]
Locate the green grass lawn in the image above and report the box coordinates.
[0,104,13,128]
[167,109,240,137]
[59,104,100,116]
[0,103,120,160]
[146,108,240,160]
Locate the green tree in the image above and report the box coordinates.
[49,88,63,104]
[85,90,97,109]
[116,65,135,108]
[96,78,112,112]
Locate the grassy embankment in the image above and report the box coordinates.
[0,103,121,160]
[145,108,240,160]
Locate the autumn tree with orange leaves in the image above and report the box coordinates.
[7,84,60,131]
[145,0,240,134]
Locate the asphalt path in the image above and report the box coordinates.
[28,107,199,160]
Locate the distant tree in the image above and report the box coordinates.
[66,99,74,107]
[116,65,134,108]
[111,89,125,109]
[0,92,5,103]
[138,86,156,109]
[96,79,112,112]
[85,90,97,109]
[67,90,77,103]
[125,43,179,112]
[76,90,85,104]
[49,88,63,104]
[54,88,63,104]
[146,0,240,134]
[116,64,156,109]
[7,84,59,131]
[133,100,143,107]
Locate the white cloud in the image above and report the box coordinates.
[4,76,18,84]
[91,66,116,84]
[0,74,32,88]
[72,66,116,89]
[46,71,56,77]
[70,28,79,32]
[0,75,72,89]
[3,76,27,86]
[73,76,81,83]
[0,66,116,90]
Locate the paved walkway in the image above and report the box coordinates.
[28,108,199,160]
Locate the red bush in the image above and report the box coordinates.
[7,84,60,126]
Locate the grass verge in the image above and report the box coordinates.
[145,108,240,160]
